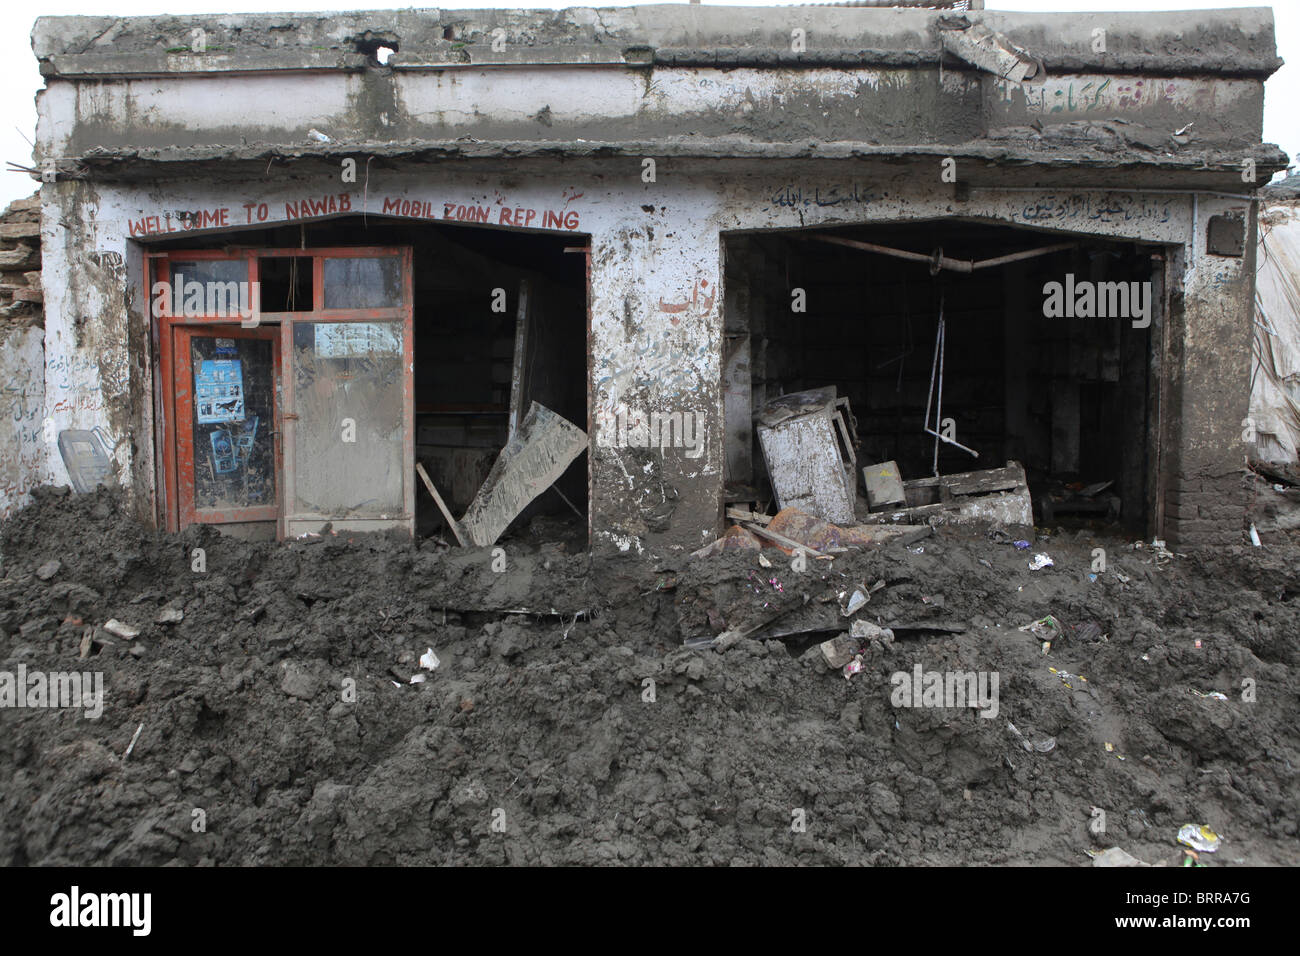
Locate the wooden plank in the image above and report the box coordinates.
[741,521,831,558]
[507,279,531,440]
[941,465,1024,497]
[416,461,468,546]
[726,507,770,524]
[460,402,588,547]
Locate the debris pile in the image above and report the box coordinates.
[0,487,1297,866]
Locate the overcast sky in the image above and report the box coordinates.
[2,0,1295,207]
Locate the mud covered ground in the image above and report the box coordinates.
[1,487,1296,866]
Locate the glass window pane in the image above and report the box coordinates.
[189,335,276,511]
[168,260,251,319]
[323,257,402,310]
[291,320,405,516]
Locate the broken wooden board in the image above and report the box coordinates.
[460,402,587,547]
[859,461,1032,527]
[940,464,1024,498]
[726,507,771,525]
[755,388,857,525]
[863,460,907,510]
[416,461,468,547]
[764,507,931,552]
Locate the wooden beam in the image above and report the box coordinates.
[416,461,468,546]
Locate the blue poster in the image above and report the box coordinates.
[195,359,245,424]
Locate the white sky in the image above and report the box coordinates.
[1,1,1295,207]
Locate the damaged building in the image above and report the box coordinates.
[12,4,1288,553]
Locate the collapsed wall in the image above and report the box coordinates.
[0,193,46,521]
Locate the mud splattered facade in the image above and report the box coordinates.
[19,6,1287,552]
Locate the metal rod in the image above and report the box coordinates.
[807,234,1075,275]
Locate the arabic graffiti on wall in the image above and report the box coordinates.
[1015,193,1175,227]
[770,183,876,210]
[997,76,1229,115]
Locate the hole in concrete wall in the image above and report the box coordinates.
[353,36,400,64]
[723,221,1162,531]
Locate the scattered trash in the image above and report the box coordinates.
[1007,722,1055,754]
[155,607,183,625]
[1073,620,1104,644]
[1177,824,1221,853]
[103,619,140,640]
[840,587,869,617]
[920,594,945,608]
[1041,641,1051,655]
[1028,553,1054,570]
[1089,847,1151,868]
[843,656,864,680]
[123,722,144,761]
[1194,639,1202,649]
[691,524,764,558]
[1115,572,1131,585]
[419,648,440,671]
[1013,540,1030,550]
[1249,524,1261,547]
[1088,573,1098,583]
[1019,615,1063,640]
[1104,741,1127,761]
[759,507,929,554]
[1049,666,1087,689]
[409,673,427,684]
[819,635,858,670]
[306,128,332,142]
[1191,689,1229,701]
[849,620,894,648]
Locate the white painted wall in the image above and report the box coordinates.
[33,160,1226,552]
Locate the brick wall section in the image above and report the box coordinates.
[1165,473,1246,547]
[0,192,42,327]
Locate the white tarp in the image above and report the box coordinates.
[1250,204,1300,462]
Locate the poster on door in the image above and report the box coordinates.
[195,359,245,424]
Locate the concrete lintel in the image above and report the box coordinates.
[32,6,1282,79]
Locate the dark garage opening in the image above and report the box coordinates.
[723,220,1162,530]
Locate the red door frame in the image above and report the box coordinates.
[172,324,282,530]
[151,246,415,536]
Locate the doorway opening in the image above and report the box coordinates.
[723,220,1164,532]
[147,217,589,545]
